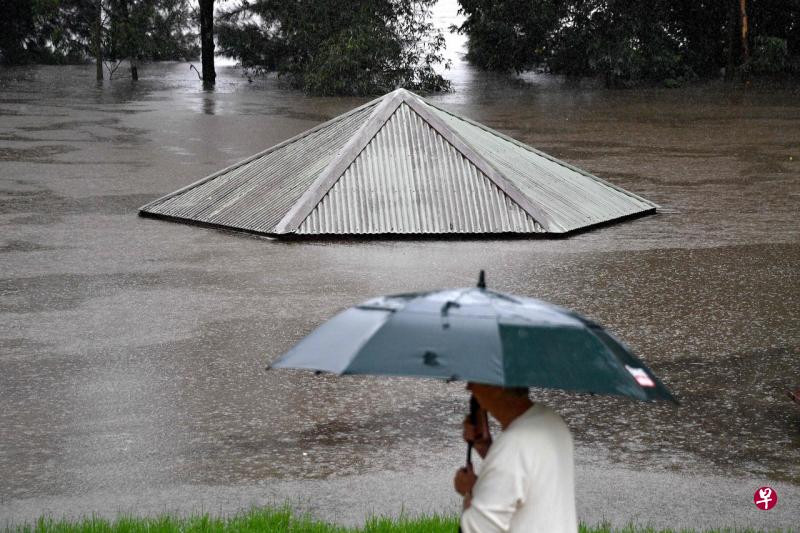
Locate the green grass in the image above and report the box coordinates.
[3,508,788,533]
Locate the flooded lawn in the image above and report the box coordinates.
[0,63,798,506]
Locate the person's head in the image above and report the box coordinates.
[466,382,532,428]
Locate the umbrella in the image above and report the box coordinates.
[269,271,677,404]
[270,271,676,533]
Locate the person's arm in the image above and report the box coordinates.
[460,438,526,533]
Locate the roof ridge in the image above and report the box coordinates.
[296,101,544,234]
[401,93,562,232]
[420,99,659,210]
[273,90,405,234]
[138,94,386,213]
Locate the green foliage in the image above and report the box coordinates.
[749,0,800,57]
[0,0,197,66]
[745,36,790,74]
[7,509,455,533]
[456,0,693,82]
[105,0,198,63]
[548,1,691,85]
[2,509,784,533]
[217,0,451,96]
[0,0,38,64]
[454,0,564,72]
[666,1,729,78]
[0,0,94,65]
[456,0,800,84]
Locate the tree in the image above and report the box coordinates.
[747,0,800,73]
[740,0,750,65]
[105,0,198,79]
[454,0,564,72]
[0,0,37,65]
[0,0,198,74]
[455,0,799,84]
[1,0,96,65]
[199,0,216,86]
[94,0,103,79]
[217,0,450,95]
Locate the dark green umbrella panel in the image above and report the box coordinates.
[270,288,677,404]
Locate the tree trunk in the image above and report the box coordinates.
[200,0,216,87]
[117,0,138,81]
[740,0,749,64]
[94,0,103,80]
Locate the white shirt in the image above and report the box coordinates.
[460,403,577,533]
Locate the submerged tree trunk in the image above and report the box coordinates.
[94,0,103,80]
[199,0,216,87]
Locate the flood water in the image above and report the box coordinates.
[0,59,798,511]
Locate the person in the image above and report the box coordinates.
[453,382,577,533]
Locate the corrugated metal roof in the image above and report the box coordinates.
[138,100,379,234]
[297,103,543,234]
[420,100,656,233]
[140,88,656,237]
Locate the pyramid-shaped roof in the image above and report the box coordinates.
[139,89,656,236]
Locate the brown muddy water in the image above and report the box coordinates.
[0,62,798,512]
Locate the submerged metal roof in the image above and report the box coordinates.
[140,88,656,236]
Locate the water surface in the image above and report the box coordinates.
[0,62,798,504]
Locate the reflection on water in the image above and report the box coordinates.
[202,94,215,116]
[0,61,798,501]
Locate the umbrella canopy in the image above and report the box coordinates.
[270,275,677,404]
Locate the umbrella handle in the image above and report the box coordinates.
[465,395,480,467]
